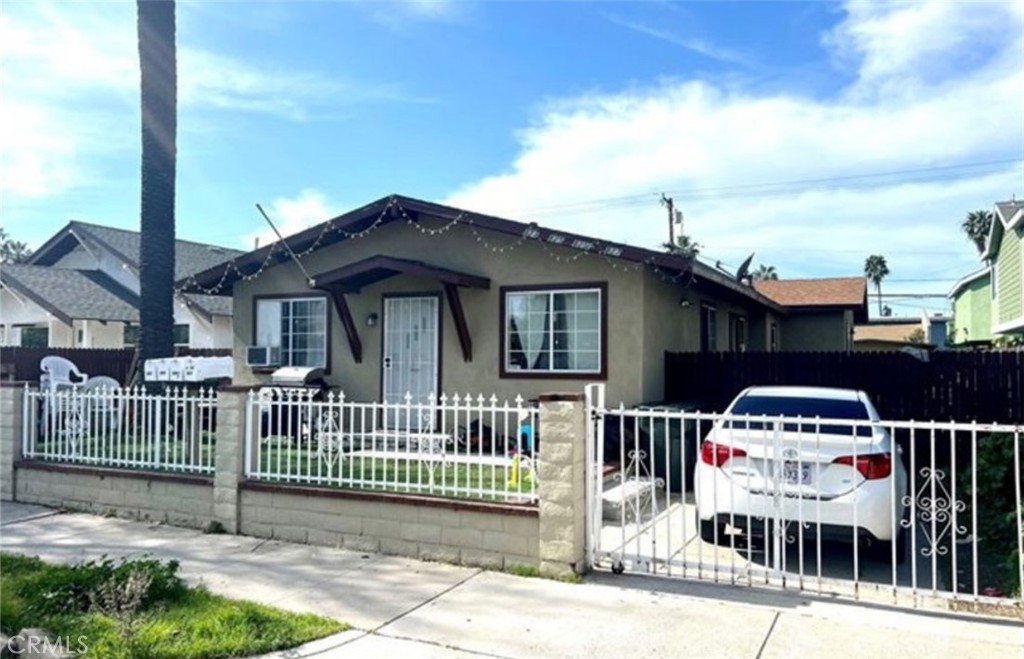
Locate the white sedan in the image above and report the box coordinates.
[694,386,908,563]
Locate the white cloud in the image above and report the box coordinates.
[444,0,1024,315]
[245,189,344,250]
[605,14,756,67]
[0,2,428,205]
[362,0,467,27]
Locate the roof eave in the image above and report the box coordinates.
[948,267,992,298]
[0,273,74,325]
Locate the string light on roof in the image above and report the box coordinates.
[181,196,697,294]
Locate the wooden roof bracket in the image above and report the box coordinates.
[444,283,473,362]
[324,287,362,364]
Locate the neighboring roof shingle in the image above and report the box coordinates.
[754,277,867,308]
[183,293,232,317]
[68,222,244,279]
[0,265,140,324]
[995,200,1024,225]
[25,221,242,318]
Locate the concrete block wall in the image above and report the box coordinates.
[536,393,588,579]
[5,384,589,575]
[239,486,539,569]
[15,465,214,529]
[0,384,25,501]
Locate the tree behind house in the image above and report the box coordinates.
[962,209,993,254]
[864,254,889,317]
[137,0,177,363]
[0,228,32,264]
[663,234,701,258]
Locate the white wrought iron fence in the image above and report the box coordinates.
[22,385,217,474]
[585,384,1024,613]
[245,389,539,504]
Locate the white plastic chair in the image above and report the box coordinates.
[83,375,123,432]
[39,356,89,439]
[39,356,88,393]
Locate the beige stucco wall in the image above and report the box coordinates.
[780,310,852,351]
[231,219,678,406]
[15,466,214,529]
[239,489,539,569]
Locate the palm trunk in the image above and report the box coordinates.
[137,0,177,363]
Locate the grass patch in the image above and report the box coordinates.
[505,563,582,584]
[1,553,345,659]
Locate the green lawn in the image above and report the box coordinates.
[31,434,215,471]
[254,445,538,501]
[0,553,345,659]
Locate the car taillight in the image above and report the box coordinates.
[700,441,747,467]
[833,452,892,480]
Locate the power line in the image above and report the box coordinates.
[506,157,1022,217]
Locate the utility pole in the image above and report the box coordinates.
[661,194,676,248]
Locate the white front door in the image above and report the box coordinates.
[383,296,440,430]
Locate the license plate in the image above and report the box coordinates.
[782,461,811,485]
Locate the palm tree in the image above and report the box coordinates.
[752,264,778,281]
[864,255,889,317]
[137,0,177,364]
[663,234,701,258]
[962,209,993,254]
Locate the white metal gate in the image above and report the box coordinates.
[382,296,439,430]
[584,383,1024,615]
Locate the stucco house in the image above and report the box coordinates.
[0,221,242,349]
[752,277,868,351]
[183,195,810,406]
[949,200,1024,346]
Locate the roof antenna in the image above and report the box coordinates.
[256,203,316,287]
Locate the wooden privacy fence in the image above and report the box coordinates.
[664,350,1024,423]
[0,347,232,384]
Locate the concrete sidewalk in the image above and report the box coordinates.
[2,502,1021,659]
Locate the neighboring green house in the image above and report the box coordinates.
[949,200,1024,345]
[948,268,992,345]
[989,201,1024,336]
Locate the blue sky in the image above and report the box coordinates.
[2,0,1022,316]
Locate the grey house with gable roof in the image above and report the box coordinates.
[0,221,241,349]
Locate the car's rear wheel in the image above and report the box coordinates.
[699,518,727,545]
[866,527,907,565]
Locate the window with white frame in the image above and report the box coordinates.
[255,297,328,367]
[504,286,602,374]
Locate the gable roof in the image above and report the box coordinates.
[948,267,991,299]
[984,200,1024,260]
[29,221,244,280]
[0,265,140,325]
[182,194,786,313]
[753,277,868,320]
[25,221,242,318]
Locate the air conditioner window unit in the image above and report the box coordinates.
[246,346,281,367]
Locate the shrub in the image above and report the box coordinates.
[7,554,185,618]
[959,433,1022,596]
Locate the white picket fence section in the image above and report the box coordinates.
[585,384,1024,612]
[245,389,540,504]
[22,385,217,474]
